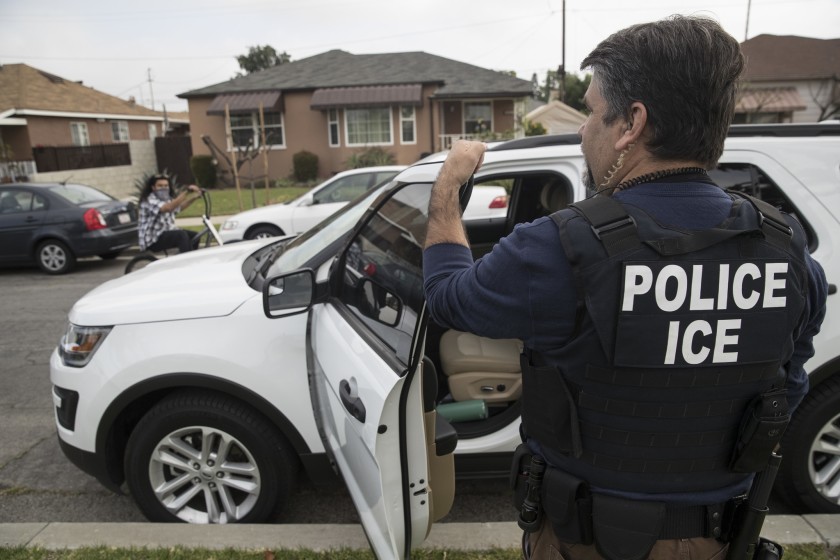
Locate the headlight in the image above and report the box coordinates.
[59,324,112,367]
[222,220,238,230]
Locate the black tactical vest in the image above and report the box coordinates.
[520,192,809,494]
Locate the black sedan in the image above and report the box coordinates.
[0,182,138,274]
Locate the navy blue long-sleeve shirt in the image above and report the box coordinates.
[424,180,828,503]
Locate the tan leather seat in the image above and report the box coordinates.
[539,180,569,214]
[439,330,523,403]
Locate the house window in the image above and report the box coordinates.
[345,107,392,146]
[111,121,129,142]
[464,101,492,134]
[229,111,285,149]
[400,106,416,144]
[70,122,89,146]
[328,109,340,147]
[148,123,158,138]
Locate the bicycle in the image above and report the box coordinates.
[125,189,224,274]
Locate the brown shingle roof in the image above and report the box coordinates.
[0,63,165,117]
[180,50,533,99]
[741,35,840,82]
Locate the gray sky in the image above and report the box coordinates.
[1,0,838,113]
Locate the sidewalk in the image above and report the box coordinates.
[4,517,840,551]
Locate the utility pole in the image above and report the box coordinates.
[558,0,567,103]
[147,68,155,110]
[745,0,752,41]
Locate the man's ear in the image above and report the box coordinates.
[615,102,647,151]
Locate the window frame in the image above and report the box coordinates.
[400,106,416,145]
[111,121,129,142]
[70,122,90,146]
[345,107,393,147]
[228,111,286,151]
[328,109,340,147]
[463,101,493,135]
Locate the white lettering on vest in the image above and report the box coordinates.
[622,262,788,312]
[664,319,742,365]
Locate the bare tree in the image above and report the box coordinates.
[808,78,840,121]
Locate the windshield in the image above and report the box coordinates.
[263,182,393,277]
[47,183,114,205]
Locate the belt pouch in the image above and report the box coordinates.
[541,466,593,544]
[591,494,665,560]
[730,388,790,473]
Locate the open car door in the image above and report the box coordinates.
[307,180,457,559]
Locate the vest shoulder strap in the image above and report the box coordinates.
[562,196,641,257]
[727,190,793,250]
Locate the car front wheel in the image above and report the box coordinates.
[36,239,76,274]
[125,391,298,524]
[776,375,840,513]
[246,225,283,240]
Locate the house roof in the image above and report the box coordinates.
[179,50,534,99]
[741,35,840,82]
[0,63,171,120]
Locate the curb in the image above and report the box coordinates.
[3,517,840,551]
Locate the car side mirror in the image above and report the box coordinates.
[356,277,403,327]
[299,195,315,207]
[263,269,315,318]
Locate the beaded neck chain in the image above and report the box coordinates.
[615,167,708,191]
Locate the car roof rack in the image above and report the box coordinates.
[487,122,840,153]
[727,123,840,137]
[487,134,581,151]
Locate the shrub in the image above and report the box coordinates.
[293,151,319,182]
[190,155,217,189]
[523,119,547,137]
[345,147,396,169]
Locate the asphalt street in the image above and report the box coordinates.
[0,252,518,525]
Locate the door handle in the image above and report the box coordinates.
[25,216,38,223]
[339,379,366,423]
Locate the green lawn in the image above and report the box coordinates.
[179,185,311,219]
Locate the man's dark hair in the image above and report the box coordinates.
[580,15,744,167]
[139,174,173,201]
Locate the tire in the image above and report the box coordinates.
[776,375,840,513]
[246,225,283,240]
[36,239,76,274]
[124,254,158,274]
[124,391,298,524]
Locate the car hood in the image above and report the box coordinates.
[69,241,272,326]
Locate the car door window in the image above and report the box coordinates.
[709,163,816,250]
[315,174,374,204]
[340,182,429,365]
[0,190,25,214]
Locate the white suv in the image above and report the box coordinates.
[51,124,839,556]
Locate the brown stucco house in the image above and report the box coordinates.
[736,35,840,123]
[0,63,188,183]
[178,49,535,180]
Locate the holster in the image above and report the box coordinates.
[541,466,593,544]
[730,388,790,473]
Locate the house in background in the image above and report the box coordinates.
[736,35,840,123]
[0,64,188,194]
[179,49,534,181]
[524,99,586,135]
